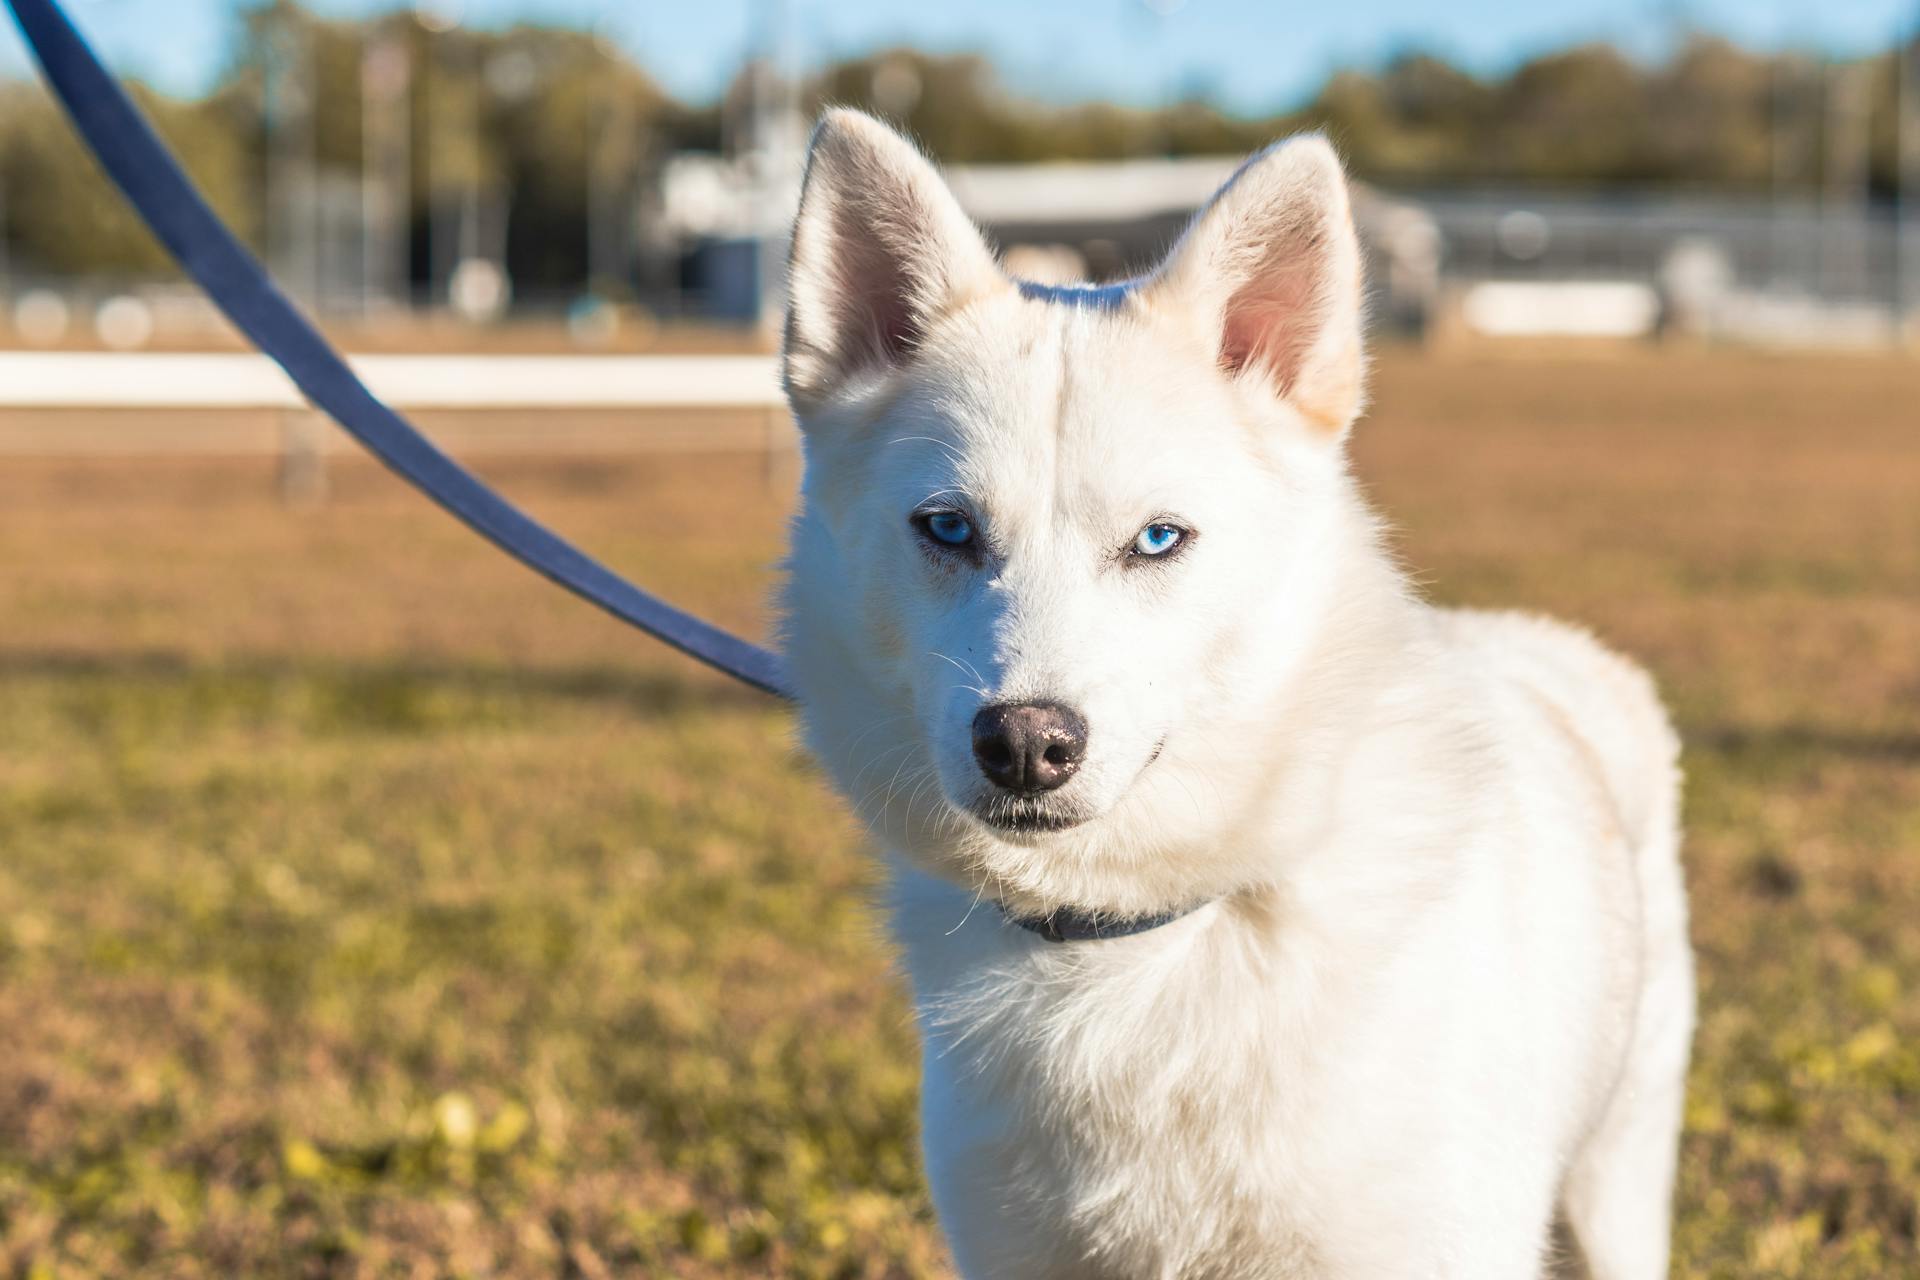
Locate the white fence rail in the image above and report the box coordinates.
[0,352,797,502]
[0,351,786,412]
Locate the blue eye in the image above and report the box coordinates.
[921,511,975,547]
[1132,522,1185,557]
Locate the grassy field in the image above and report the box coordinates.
[1,345,1917,1277]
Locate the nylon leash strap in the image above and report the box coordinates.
[4,0,793,700]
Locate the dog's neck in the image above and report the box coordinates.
[998,899,1207,943]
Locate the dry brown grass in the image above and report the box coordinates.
[1,344,1916,1276]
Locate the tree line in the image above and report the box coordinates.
[1,0,1914,291]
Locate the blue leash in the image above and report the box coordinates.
[4,0,793,701]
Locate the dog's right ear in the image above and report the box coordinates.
[782,110,1004,414]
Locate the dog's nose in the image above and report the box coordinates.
[971,702,1089,794]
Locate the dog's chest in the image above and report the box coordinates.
[909,922,1346,1278]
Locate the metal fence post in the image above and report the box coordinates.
[279,409,329,507]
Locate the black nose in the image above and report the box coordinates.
[971,702,1089,794]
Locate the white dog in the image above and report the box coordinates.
[779,110,1694,1279]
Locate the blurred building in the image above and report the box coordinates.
[1414,189,1907,345]
[654,150,1442,334]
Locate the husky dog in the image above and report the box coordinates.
[779,110,1693,1279]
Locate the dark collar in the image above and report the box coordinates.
[1002,900,1207,944]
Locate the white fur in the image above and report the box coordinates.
[779,110,1694,1279]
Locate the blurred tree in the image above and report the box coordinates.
[1495,45,1659,183]
[1368,53,1498,180]
[487,26,667,297]
[796,48,1272,161]
[199,2,669,303]
[1646,37,1774,187]
[1,10,1911,286]
[0,81,251,278]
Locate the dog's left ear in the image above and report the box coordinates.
[1141,136,1365,436]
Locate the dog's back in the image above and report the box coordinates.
[1443,608,1695,1278]
[1440,609,1678,856]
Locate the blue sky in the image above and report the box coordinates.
[4,0,1918,113]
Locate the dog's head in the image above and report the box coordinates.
[781,111,1373,918]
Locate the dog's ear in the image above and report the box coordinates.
[1141,136,1365,436]
[782,110,1004,413]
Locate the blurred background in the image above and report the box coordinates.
[6,0,1920,341]
[1,1,1917,1276]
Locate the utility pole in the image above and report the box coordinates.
[264,8,319,305]
[361,25,412,313]
[460,33,481,276]
[1820,59,1872,300]
[587,45,636,297]
[1898,10,1920,338]
[418,3,462,308]
[0,171,10,303]
[751,0,801,333]
[1137,0,1186,156]
[1769,53,1804,291]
